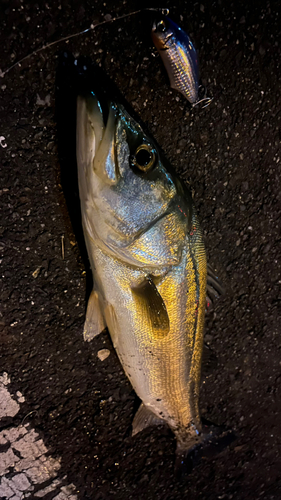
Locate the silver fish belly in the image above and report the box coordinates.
[76,88,207,452]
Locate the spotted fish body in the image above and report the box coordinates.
[77,83,207,452]
[152,16,199,104]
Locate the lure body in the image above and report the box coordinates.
[152,16,199,104]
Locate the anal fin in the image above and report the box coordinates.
[132,403,165,436]
[83,290,106,342]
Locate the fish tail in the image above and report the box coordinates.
[175,421,236,478]
[174,446,195,478]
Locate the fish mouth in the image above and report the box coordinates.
[77,87,119,186]
[79,66,122,161]
[80,85,155,186]
[90,93,118,185]
[78,65,162,171]
[90,89,111,130]
[85,89,114,143]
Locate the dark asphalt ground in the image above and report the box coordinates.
[1,0,281,498]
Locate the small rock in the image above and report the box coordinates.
[32,267,41,279]
[16,391,25,403]
[97,349,110,361]
[36,94,51,107]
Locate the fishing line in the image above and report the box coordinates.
[0,7,169,78]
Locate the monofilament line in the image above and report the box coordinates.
[0,7,169,78]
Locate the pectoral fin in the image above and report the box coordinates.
[132,403,165,436]
[83,290,106,342]
[132,276,170,339]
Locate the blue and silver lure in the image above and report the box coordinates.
[152,16,211,107]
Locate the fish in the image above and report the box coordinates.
[152,16,211,107]
[76,74,224,463]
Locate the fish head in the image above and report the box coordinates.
[77,91,190,251]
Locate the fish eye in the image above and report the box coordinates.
[131,144,156,172]
[156,19,167,33]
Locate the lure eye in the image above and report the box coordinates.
[131,144,156,172]
[156,19,167,33]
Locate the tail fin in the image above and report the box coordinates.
[175,421,236,478]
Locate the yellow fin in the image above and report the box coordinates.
[83,290,106,342]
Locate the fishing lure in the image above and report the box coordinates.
[152,16,212,107]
